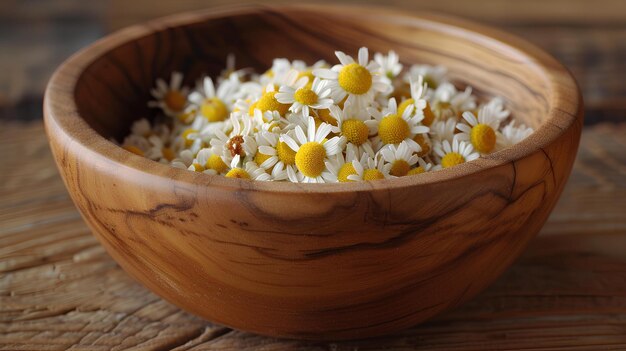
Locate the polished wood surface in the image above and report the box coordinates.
[42,5,582,339]
[4,122,625,349]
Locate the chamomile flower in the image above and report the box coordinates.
[397,75,433,126]
[281,117,345,183]
[223,155,271,181]
[369,97,429,152]
[347,154,389,181]
[434,138,479,168]
[148,72,189,117]
[328,103,376,158]
[500,121,533,147]
[456,105,503,154]
[430,118,457,143]
[254,130,296,181]
[275,77,334,117]
[407,157,435,175]
[188,76,236,122]
[380,141,419,177]
[211,113,257,163]
[325,144,360,182]
[313,47,391,110]
[404,64,447,89]
[374,50,403,81]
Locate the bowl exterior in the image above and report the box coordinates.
[44,5,584,340]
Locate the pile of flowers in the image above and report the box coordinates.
[121,47,533,183]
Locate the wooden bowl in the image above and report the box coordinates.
[44,4,583,340]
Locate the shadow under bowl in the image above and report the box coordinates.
[44,4,583,340]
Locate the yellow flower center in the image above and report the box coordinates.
[470,123,496,153]
[225,168,250,179]
[407,166,425,175]
[295,142,326,177]
[441,152,465,168]
[317,109,338,126]
[181,128,197,147]
[123,145,144,156]
[413,134,430,157]
[337,163,356,182]
[254,152,272,166]
[200,97,228,122]
[294,87,319,106]
[363,169,385,181]
[247,101,257,116]
[164,91,186,112]
[338,63,372,95]
[256,91,290,115]
[341,119,369,145]
[378,114,409,145]
[191,163,204,172]
[206,154,228,173]
[390,159,411,177]
[162,147,175,161]
[276,141,296,165]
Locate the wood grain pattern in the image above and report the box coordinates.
[42,5,583,339]
[3,122,625,349]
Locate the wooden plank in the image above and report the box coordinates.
[1,121,625,349]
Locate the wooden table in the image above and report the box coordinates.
[2,0,626,349]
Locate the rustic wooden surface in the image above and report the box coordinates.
[2,121,626,349]
[1,0,626,348]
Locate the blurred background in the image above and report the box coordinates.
[0,0,624,124]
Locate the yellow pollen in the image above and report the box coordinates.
[341,119,369,145]
[162,147,175,161]
[378,114,410,145]
[254,152,272,166]
[317,109,338,126]
[338,63,372,95]
[363,169,385,181]
[337,163,356,182]
[256,91,290,116]
[206,154,228,174]
[276,141,296,165]
[441,152,465,168]
[181,128,197,147]
[390,159,411,177]
[164,91,186,112]
[295,142,326,177]
[407,166,425,175]
[423,102,435,126]
[470,124,496,153]
[413,134,430,157]
[123,145,144,156]
[200,97,228,122]
[294,87,318,105]
[225,168,250,179]
[398,98,414,117]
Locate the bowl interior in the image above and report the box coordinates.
[73,6,553,143]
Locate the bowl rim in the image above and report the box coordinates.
[44,3,583,194]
